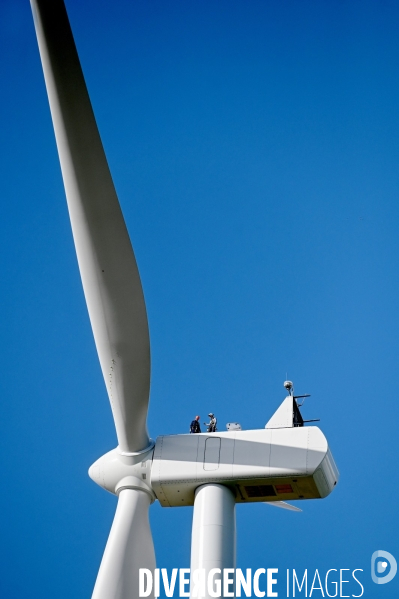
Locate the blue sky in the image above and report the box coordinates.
[1,0,399,597]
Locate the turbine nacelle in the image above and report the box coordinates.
[151,426,338,507]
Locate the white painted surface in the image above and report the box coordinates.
[314,449,340,497]
[226,423,242,431]
[269,427,308,476]
[92,489,156,599]
[197,434,235,480]
[190,485,236,599]
[88,447,155,498]
[265,396,294,428]
[203,437,221,471]
[232,429,271,479]
[30,0,151,454]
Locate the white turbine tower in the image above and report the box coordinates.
[30,1,339,598]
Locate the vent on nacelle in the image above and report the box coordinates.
[244,485,276,498]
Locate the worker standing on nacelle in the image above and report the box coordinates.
[190,415,201,434]
[204,413,217,432]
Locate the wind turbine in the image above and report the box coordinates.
[30,1,339,598]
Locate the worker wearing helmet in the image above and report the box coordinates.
[204,413,217,433]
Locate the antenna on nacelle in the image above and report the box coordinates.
[283,380,294,396]
[284,380,319,426]
[264,380,320,428]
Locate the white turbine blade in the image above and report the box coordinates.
[265,501,302,512]
[92,489,155,599]
[30,0,151,453]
